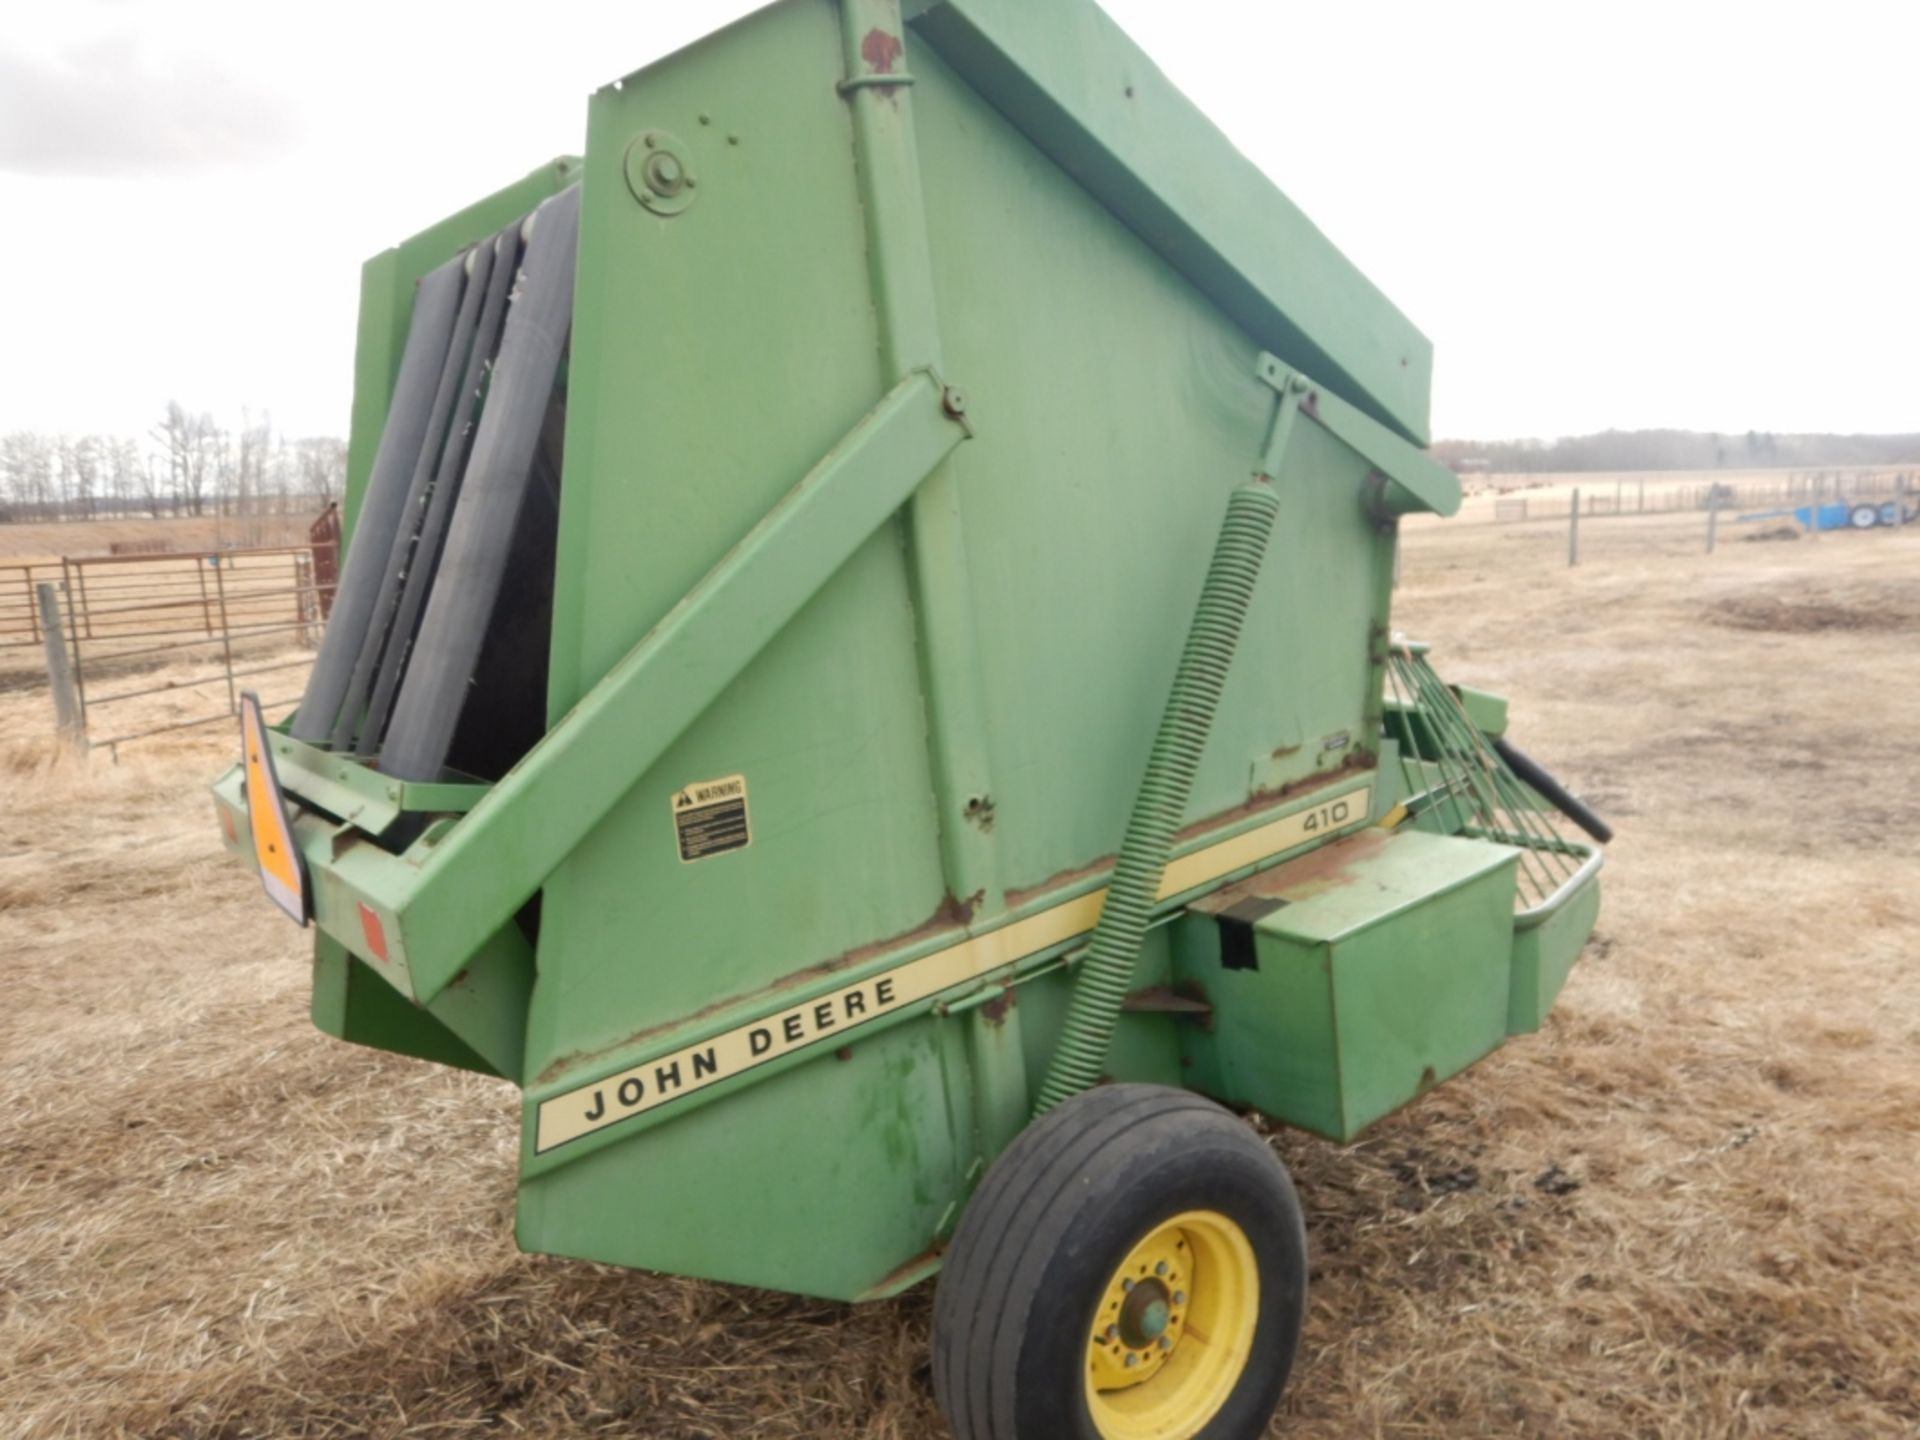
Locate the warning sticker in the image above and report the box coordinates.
[672,773,750,862]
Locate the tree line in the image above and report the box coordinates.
[0,402,347,524]
[1431,428,1920,475]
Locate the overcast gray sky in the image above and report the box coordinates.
[1,0,1913,443]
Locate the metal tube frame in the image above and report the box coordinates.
[837,0,1017,1161]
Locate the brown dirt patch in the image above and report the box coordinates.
[1710,581,1919,633]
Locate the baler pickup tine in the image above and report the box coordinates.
[1387,646,1597,909]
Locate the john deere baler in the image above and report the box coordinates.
[213,3,1606,1436]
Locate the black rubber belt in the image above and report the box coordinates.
[292,255,466,743]
[378,184,581,785]
[329,238,497,750]
[355,221,526,757]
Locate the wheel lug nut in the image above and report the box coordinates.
[1121,1278,1133,1292]
[1124,1353,1139,1368]
[1159,1336,1173,1351]
[1155,1261,1168,1276]
[1174,1290,1187,1305]
[1105,1325,1118,1341]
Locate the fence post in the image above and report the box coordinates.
[37,583,85,751]
[1706,491,1719,553]
[293,552,314,645]
[1896,475,1907,531]
[60,570,88,726]
[72,561,95,639]
[211,557,238,717]
[197,562,214,635]
[1569,488,1581,567]
[1637,479,1645,514]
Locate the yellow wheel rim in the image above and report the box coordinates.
[1083,1209,1259,1440]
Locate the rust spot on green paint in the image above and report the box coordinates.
[861,27,903,73]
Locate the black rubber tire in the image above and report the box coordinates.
[931,1084,1308,1440]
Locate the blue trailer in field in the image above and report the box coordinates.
[1737,497,1917,533]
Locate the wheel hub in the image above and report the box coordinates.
[1087,1224,1190,1390]
[1119,1280,1172,1347]
[1084,1209,1261,1439]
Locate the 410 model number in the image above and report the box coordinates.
[1300,797,1354,834]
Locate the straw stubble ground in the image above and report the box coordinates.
[0,514,1915,1438]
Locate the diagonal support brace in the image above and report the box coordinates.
[395,370,971,1000]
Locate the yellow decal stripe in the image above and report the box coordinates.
[534,782,1372,1152]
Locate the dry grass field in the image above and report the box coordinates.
[0,516,315,563]
[1447,464,1913,525]
[2,507,1916,1438]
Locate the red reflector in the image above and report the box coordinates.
[358,903,390,962]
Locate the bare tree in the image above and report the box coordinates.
[108,438,144,516]
[153,401,220,517]
[0,410,346,526]
[237,411,271,518]
[293,436,347,507]
[0,431,55,517]
[61,435,103,520]
[139,451,166,517]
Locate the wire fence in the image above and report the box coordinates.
[1400,471,1919,586]
[6,538,336,755]
[0,559,63,662]
[1481,469,1915,525]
